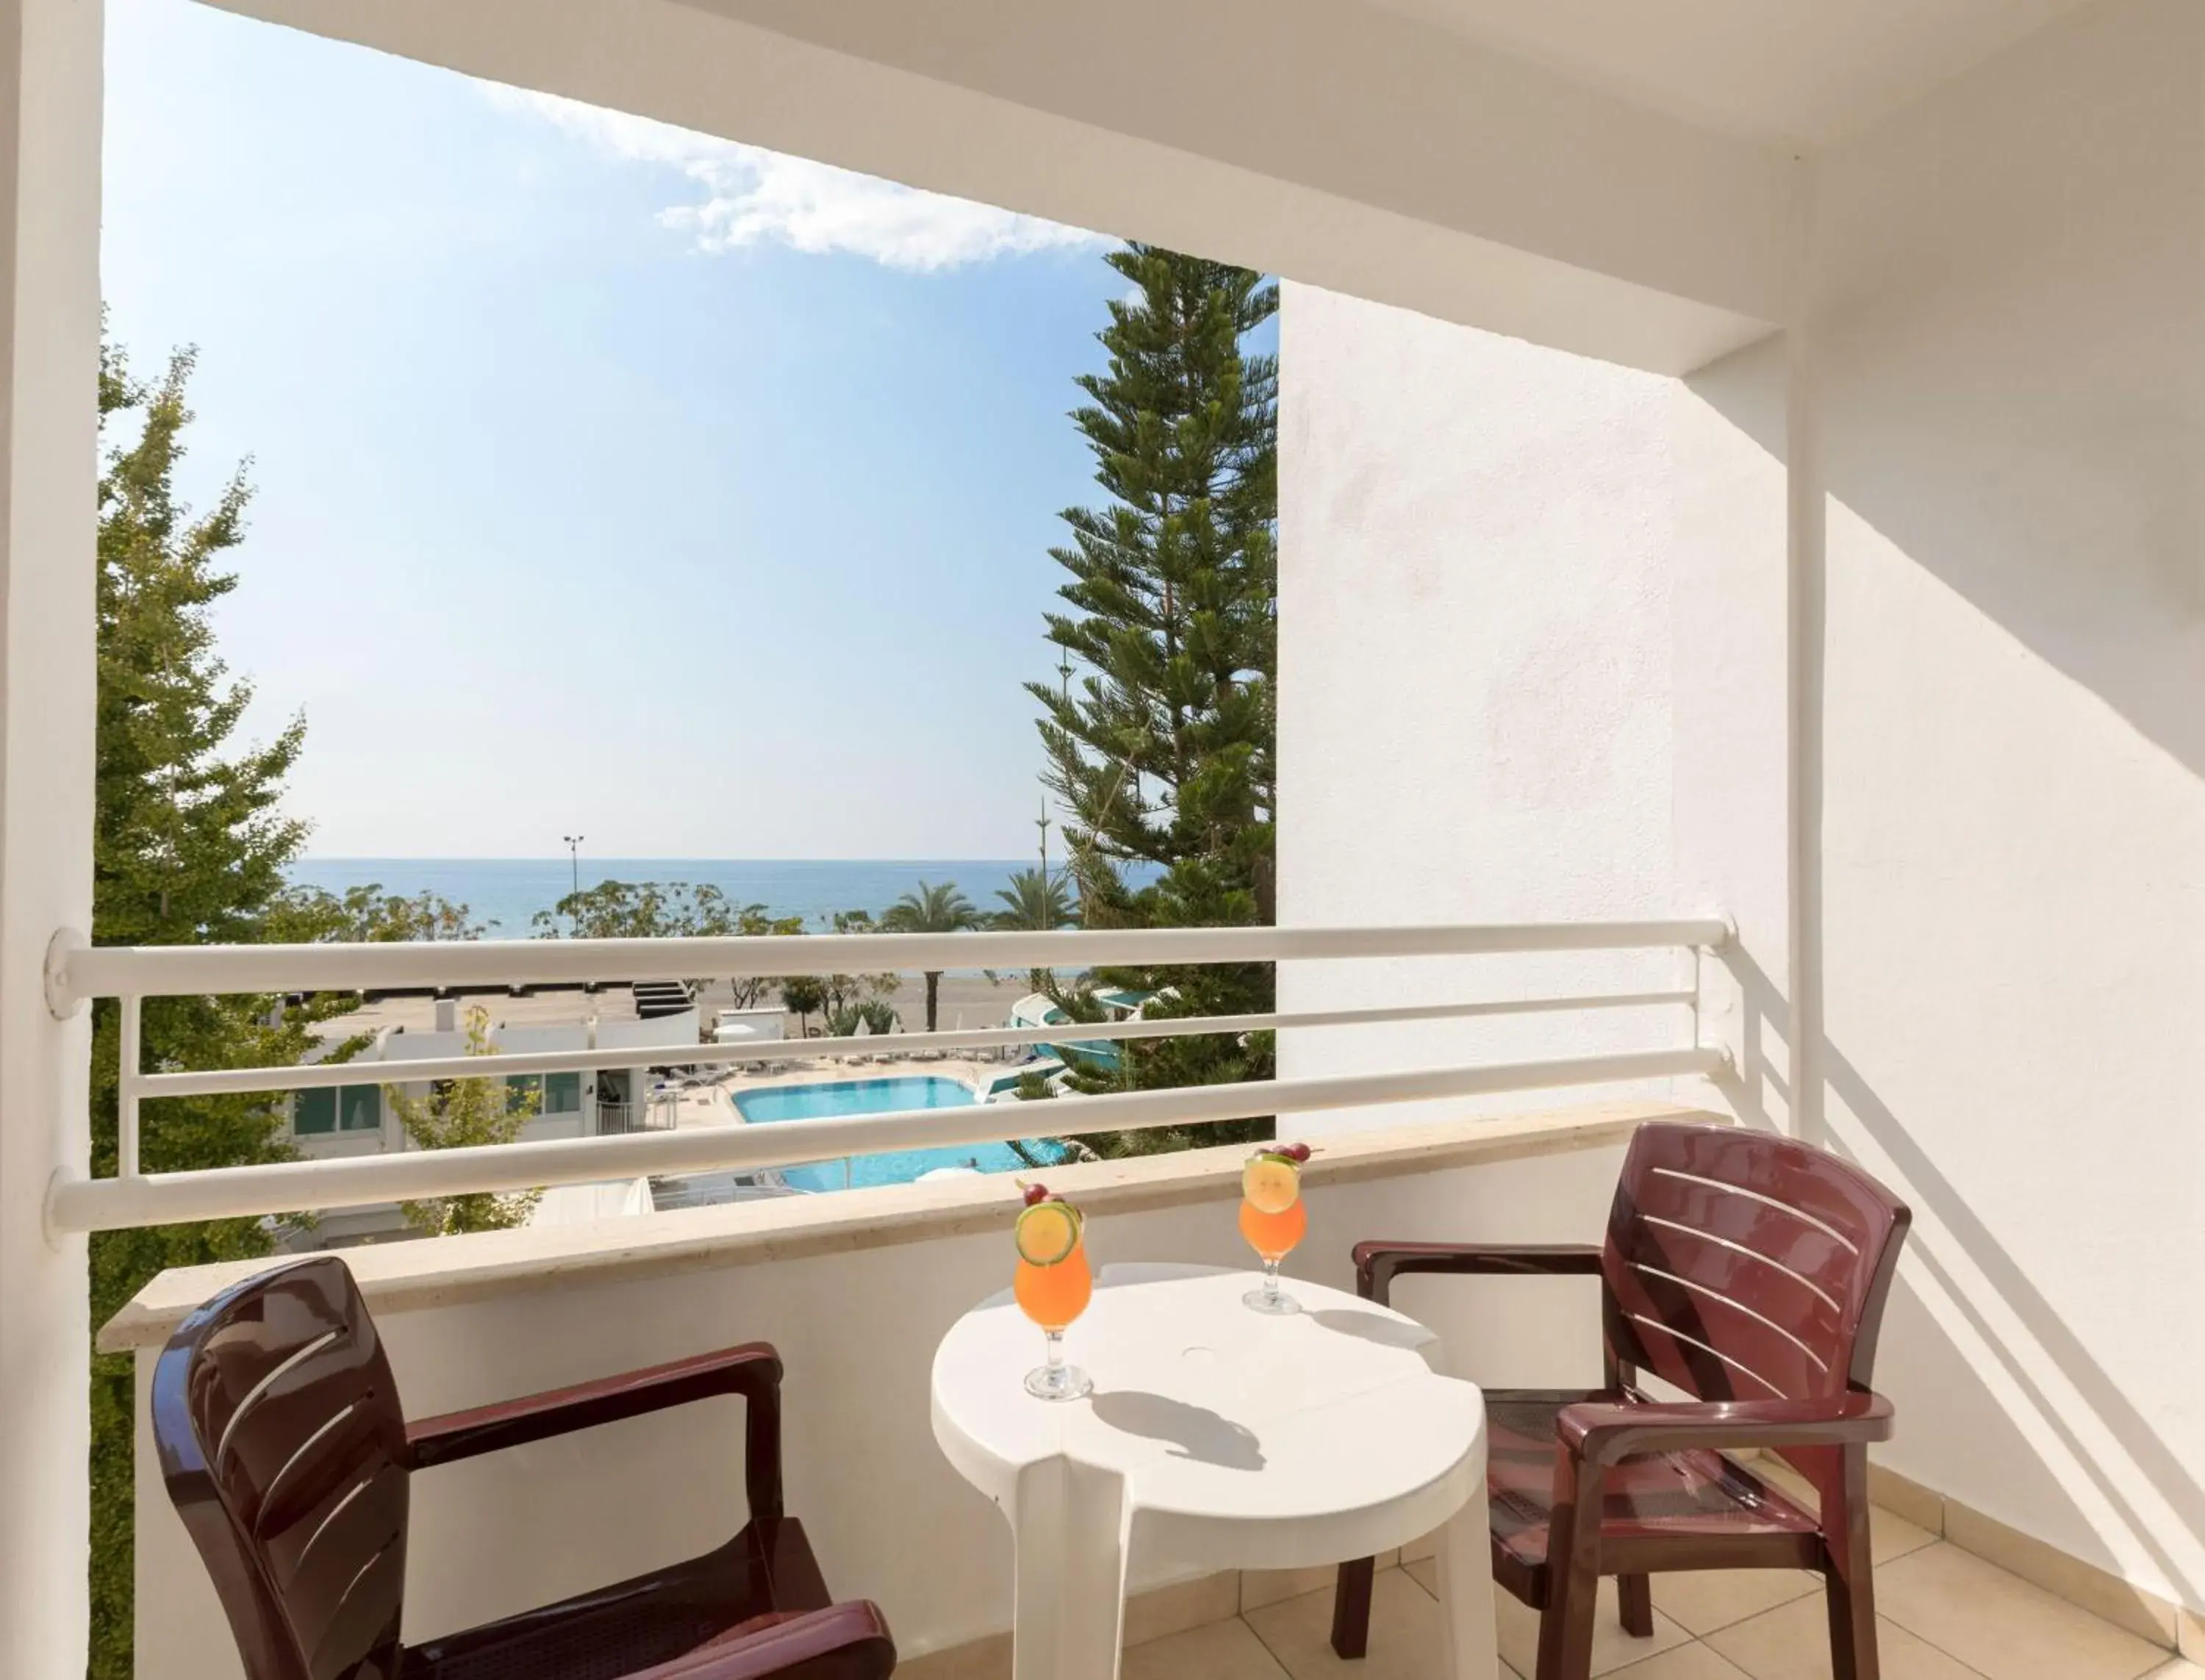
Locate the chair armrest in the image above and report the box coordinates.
[1556,1390,1895,1467]
[406,1342,786,1521]
[627,1602,896,1680]
[1353,1241,1604,1304]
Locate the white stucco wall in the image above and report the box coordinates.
[1277,0,2204,1613]
[1806,0,2205,1612]
[1275,285,1788,1134]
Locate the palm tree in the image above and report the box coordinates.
[992,867,1075,931]
[992,867,1075,993]
[878,880,980,1031]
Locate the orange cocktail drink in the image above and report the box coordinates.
[1237,1197,1307,1264]
[1015,1241,1093,1331]
[1241,1142,1311,1313]
[1014,1184,1094,1400]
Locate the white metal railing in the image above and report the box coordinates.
[44,918,1729,1234]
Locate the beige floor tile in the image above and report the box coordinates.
[1244,1568,1444,1680]
[1122,1617,1291,1680]
[1874,1543,2169,1680]
[2143,1663,2205,1679]
[1943,1501,2177,1646]
[892,1631,1011,1680]
[1124,1571,1240,1647]
[1653,1570,1824,1636]
[1751,1460,1937,1565]
[1390,1566,1530,1679]
[1603,1645,1755,1679]
[1402,1529,1438,1565]
[1460,1570,1693,1677]
[1865,1510,1943,1568]
[1704,1594,1977,1679]
[1244,1554,1395,1615]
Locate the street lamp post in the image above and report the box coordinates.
[562,835,584,908]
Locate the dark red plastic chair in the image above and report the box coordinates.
[1330,1121,1910,1680]
[153,1255,897,1680]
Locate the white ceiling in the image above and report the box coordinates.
[1351,0,2095,143]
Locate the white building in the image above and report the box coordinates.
[284,994,703,1243]
[0,1,2199,1676]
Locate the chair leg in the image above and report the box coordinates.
[1538,1458,1602,1680]
[1618,1573,1653,1637]
[1535,1568,1600,1680]
[1330,1557,1376,1660]
[1825,1454,1880,1680]
[1826,1555,1879,1680]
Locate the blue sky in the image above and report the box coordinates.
[101,0,1254,859]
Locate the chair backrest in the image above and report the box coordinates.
[1601,1122,1910,1411]
[153,1257,410,1680]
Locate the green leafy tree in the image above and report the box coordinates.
[84,339,442,1678]
[878,881,981,1031]
[532,878,710,938]
[273,881,485,943]
[825,997,899,1038]
[384,1008,544,1235]
[88,340,313,1680]
[819,908,900,1027]
[778,974,826,1037]
[719,902,806,1008]
[532,880,802,1003]
[86,340,503,1677]
[1026,244,1277,1141]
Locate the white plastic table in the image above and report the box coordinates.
[931,1262,1497,1680]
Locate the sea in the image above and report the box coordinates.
[285,858,1156,940]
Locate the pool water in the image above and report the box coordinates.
[734,1076,1061,1191]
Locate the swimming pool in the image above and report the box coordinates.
[734,1076,1061,1191]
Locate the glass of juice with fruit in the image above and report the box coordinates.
[1239,1141,1311,1314]
[1013,1182,1094,1400]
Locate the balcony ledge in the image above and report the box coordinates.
[98,1097,1715,1354]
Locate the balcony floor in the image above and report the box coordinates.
[1105,1465,2198,1680]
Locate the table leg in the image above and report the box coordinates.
[1010,1457,1132,1680]
[1436,1472,1499,1680]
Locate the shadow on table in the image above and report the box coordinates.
[1090,1390,1266,1471]
[1310,1308,1429,1351]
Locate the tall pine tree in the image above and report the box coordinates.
[1028,246,1277,1144]
[88,341,387,1678]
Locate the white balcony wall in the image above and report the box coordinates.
[126,1116,1643,1678]
[1275,289,1788,1135]
[1806,0,2205,1615]
[596,1007,702,1052]
[1278,0,2204,1618]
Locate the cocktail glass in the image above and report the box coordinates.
[1240,1146,1309,1314]
[1014,1192,1094,1399]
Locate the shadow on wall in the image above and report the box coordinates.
[1720,944,2205,1609]
[1679,66,2205,1597]
[1683,133,2205,791]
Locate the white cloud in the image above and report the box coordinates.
[486,87,1106,271]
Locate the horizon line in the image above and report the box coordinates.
[294,855,1058,864]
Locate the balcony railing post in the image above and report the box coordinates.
[0,0,104,1673]
[118,993,142,1178]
